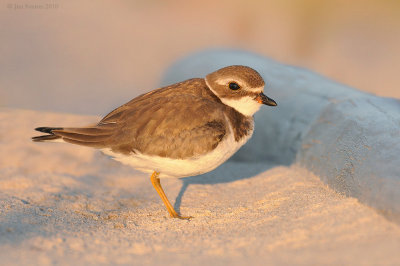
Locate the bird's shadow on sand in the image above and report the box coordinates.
[173,160,277,214]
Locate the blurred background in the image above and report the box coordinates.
[1,0,399,115]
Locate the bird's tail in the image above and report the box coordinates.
[32,127,64,142]
[32,125,114,148]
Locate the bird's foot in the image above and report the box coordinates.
[170,213,193,220]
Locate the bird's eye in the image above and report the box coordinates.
[229,82,240,90]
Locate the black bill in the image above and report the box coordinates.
[256,92,277,106]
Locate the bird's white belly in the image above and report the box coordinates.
[102,128,253,178]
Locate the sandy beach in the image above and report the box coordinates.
[1,108,400,265]
[1,1,400,264]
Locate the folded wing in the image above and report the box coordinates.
[33,93,227,159]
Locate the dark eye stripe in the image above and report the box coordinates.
[229,82,240,90]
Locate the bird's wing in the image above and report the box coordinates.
[49,92,228,159]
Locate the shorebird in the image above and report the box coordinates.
[32,65,277,219]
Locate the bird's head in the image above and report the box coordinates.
[205,65,277,117]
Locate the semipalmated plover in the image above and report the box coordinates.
[32,65,277,219]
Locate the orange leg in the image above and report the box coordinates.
[150,171,192,219]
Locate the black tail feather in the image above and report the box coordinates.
[35,127,63,134]
[32,134,61,142]
[32,127,63,142]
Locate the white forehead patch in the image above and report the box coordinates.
[247,86,264,93]
[220,96,262,117]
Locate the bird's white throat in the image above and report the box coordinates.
[218,96,261,117]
